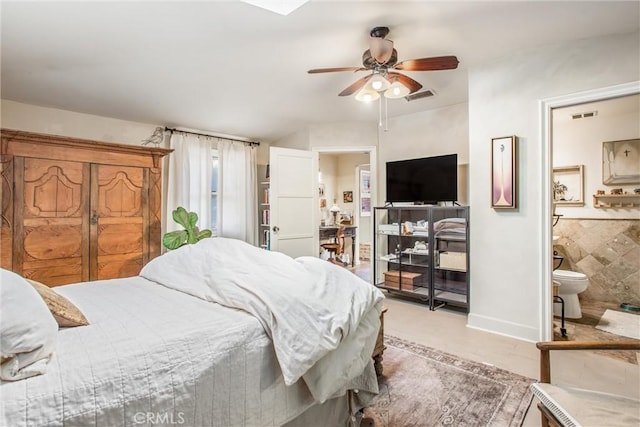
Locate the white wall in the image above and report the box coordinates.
[467,31,639,341]
[309,122,378,148]
[378,103,470,205]
[274,128,310,151]
[1,99,163,147]
[553,95,640,219]
[273,121,378,151]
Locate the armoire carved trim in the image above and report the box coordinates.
[1,129,172,285]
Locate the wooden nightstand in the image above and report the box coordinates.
[372,307,387,376]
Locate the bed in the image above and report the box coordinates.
[1,237,384,426]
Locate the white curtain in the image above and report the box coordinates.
[166,132,214,233]
[218,140,258,245]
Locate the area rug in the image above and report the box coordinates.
[362,336,534,427]
[596,309,640,340]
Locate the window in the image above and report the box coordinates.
[211,149,219,233]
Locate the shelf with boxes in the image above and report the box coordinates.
[373,205,469,311]
[258,174,271,250]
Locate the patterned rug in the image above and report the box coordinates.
[363,336,534,427]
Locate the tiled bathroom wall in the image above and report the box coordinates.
[553,218,640,306]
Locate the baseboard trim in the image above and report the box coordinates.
[467,313,539,343]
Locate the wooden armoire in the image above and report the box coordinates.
[1,129,172,286]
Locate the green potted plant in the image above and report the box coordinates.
[162,206,212,250]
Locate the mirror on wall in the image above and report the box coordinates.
[602,138,640,185]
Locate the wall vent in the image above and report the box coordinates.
[571,110,598,119]
[405,89,436,102]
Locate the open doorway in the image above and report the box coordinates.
[549,94,639,353]
[540,81,639,342]
[314,146,377,282]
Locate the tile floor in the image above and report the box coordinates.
[348,261,640,426]
[554,300,639,365]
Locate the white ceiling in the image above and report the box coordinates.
[1,1,638,142]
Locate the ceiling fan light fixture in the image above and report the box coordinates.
[367,73,391,92]
[355,86,380,102]
[384,81,410,99]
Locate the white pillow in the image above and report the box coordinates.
[0,269,58,381]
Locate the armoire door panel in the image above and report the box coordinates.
[95,165,143,217]
[23,158,85,218]
[22,258,83,287]
[96,253,143,280]
[23,223,84,260]
[96,222,143,255]
[91,164,148,280]
[15,157,90,281]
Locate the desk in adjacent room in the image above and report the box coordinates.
[319,225,357,267]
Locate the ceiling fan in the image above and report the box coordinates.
[308,26,459,99]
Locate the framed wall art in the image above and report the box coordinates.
[360,169,371,216]
[553,165,584,206]
[602,138,640,185]
[491,136,517,209]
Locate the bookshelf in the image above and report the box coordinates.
[258,165,270,250]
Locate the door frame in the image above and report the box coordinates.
[538,81,639,341]
[313,146,377,266]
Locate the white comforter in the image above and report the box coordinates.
[1,277,329,426]
[140,237,385,403]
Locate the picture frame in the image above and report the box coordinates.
[360,169,371,217]
[360,195,371,216]
[343,191,353,203]
[553,165,584,206]
[602,138,640,185]
[491,136,517,209]
[360,170,371,193]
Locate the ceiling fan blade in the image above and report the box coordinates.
[370,38,394,63]
[308,67,363,74]
[386,72,422,94]
[394,55,459,71]
[338,75,372,96]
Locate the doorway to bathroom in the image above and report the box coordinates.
[541,81,640,347]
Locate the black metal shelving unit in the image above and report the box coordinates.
[373,205,469,311]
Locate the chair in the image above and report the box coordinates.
[532,340,640,427]
[321,225,345,264]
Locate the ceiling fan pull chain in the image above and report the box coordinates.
[384,96,389,132]
[378,96,382,127]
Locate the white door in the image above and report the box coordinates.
[269,147,318,258]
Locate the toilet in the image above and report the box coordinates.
[553,269,590,319]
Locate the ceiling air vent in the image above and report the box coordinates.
[404,89,436,102]
[571,111,598,119]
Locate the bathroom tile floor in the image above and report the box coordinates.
[554,300,640,365]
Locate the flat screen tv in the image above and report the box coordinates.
[386,154,458,204]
